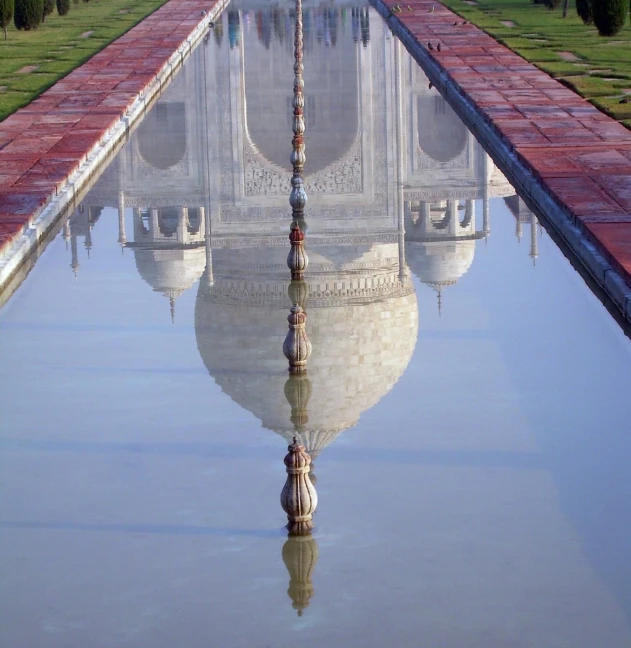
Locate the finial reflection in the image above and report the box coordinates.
[288,278,309,311]
[282,533,319,616]
[283,304,312,374]
[281,437,318,535]
[284,373,312,434]
[288,220,308,280]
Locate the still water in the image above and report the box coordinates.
[2,3,631,646]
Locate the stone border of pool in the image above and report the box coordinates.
[0,0,228,294]
[376,0,631,324]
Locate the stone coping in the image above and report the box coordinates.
[0,0,228,293]
[377,0,631,324]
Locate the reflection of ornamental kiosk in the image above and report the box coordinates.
[130,207,207,322]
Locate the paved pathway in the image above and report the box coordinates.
[0,0,224,289]
[380,0,631,319]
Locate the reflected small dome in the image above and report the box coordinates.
[135,247,207,297]
[406,240,475,288]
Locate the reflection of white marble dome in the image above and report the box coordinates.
[195,243,418,454]
[134,247,207,297]
[406,240,475,287]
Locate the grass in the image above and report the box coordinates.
[0,0,171,122]
[439,0,631,124]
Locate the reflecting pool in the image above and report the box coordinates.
[2,3,631,646]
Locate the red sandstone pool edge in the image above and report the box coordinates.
[375,0,631,325]
[0,0,229,294]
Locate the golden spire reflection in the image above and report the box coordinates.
[282,534,319,616]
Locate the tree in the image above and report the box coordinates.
[14,0,43,29]
[592,0,627,34]
[55,0,68,15]
[576,0,593,22]
[0,0,14,38]
[41,0,52,21]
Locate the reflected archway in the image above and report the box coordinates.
[137,102,187,170]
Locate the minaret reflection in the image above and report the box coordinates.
[63,205,103,278]
[284,372,322,484]
[283,304,312,374]
[503,196,540,267]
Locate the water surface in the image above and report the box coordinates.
[2,4,631,646]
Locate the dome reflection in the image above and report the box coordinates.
[195,242,418,455]
[76,4,527,448]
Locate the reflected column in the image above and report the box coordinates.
[150,209,159,235]
[530,211,539,266]
[62,218,71,250]
[482,153,490,237]
[466,199,475,229]
[118,151,127,252]
[202,206,214,290]
[118,192,127,252]
[394,39,406,282]
[178,208,188,243]
[70,215,79,278]
[447,200,458,235]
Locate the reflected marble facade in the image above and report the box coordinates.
[72,5,523,456]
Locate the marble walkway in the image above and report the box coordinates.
[1,0,631,321]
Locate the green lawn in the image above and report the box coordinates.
[439,0,631,127]
[0,0,170,122]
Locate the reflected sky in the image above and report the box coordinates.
[1,3,631,647]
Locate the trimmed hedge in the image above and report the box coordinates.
[42,0,53,20]
[576,0,593,22]
[14,0,43,29]
[55,0,69,14]
[0,0,14,38]
[592,0,627,35]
